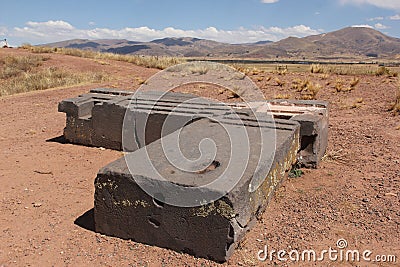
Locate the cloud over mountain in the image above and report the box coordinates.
[10,20,321,45]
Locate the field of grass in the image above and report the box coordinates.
[21,44,185,70]
[0,54,108,96]
[232,62,400,76]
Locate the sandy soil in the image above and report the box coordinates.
[0,48,399,266]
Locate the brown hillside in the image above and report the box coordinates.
[306,27,400,57]
[43,27,400,60]
[263,27,400,59]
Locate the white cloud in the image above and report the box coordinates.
[374,23,389,29]
[351,23,390,31]
[340,0,400,10]
[367,16,384,21]
[389,14,400,20]
[9,20,322,45]
[26,20,74,30]
[351,24,374,28]
[261,0,279,3]
[14,20,75,39]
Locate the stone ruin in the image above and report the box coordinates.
[59,88,328,262]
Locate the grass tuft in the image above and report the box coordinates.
[375,66,390,76]
[275,77,286,87]
[350,98,364,109]
[300,83,321,100]
[292,79,321,100]
[350,77,360,89]
[310,64,325,74]
[274,93,291,99]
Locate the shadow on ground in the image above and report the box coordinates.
[46,135,68,144]
[74,209,95,232]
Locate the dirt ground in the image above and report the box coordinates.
[0,48,399,266]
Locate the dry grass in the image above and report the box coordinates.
[0,54,108,96]
[350,98,364,109]
[134,77,147,85]
[274,93,291,99]
[328,65,375,75]
[0,55,48,79]
[292,78,310,91]
[188,65,209,75]
[322,149,348,164]
[334,78,344,92]
[321,73,330,80]
[276,69,288,75]
[0,67,108,97]
[350,77,360,88]
[300,83,321,100]
[309,63,394,76]
[375,66,390,76]
[334,77,359,92]
[21,44,185,70]
[231,66,264,77]
[231,64,248,74]
[310,64,325,74]
[230,62,399,76]
[291,78,321,100]
[375,66,399,77]
[275,77,285,87]
[249,67,263,76]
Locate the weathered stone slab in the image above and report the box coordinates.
[241,99,329,167]
[94,118,300,262]
[59,89,328,167]
[59,89,204,150]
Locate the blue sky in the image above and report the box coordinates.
[0,0,400,46]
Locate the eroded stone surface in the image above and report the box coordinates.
[94,118,300,262]
[59,89,328,166]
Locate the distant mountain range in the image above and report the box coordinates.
[43,27,400,60]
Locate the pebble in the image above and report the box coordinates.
[362,198,370,203]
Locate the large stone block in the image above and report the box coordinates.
[244,99,329,167]
[94,118,300,262]
[59,89,328,168]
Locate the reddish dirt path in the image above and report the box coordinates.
[0,49,399,266]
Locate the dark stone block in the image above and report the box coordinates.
[244,99,329,167]
[291,113,328,168]
[94,118,300,262]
